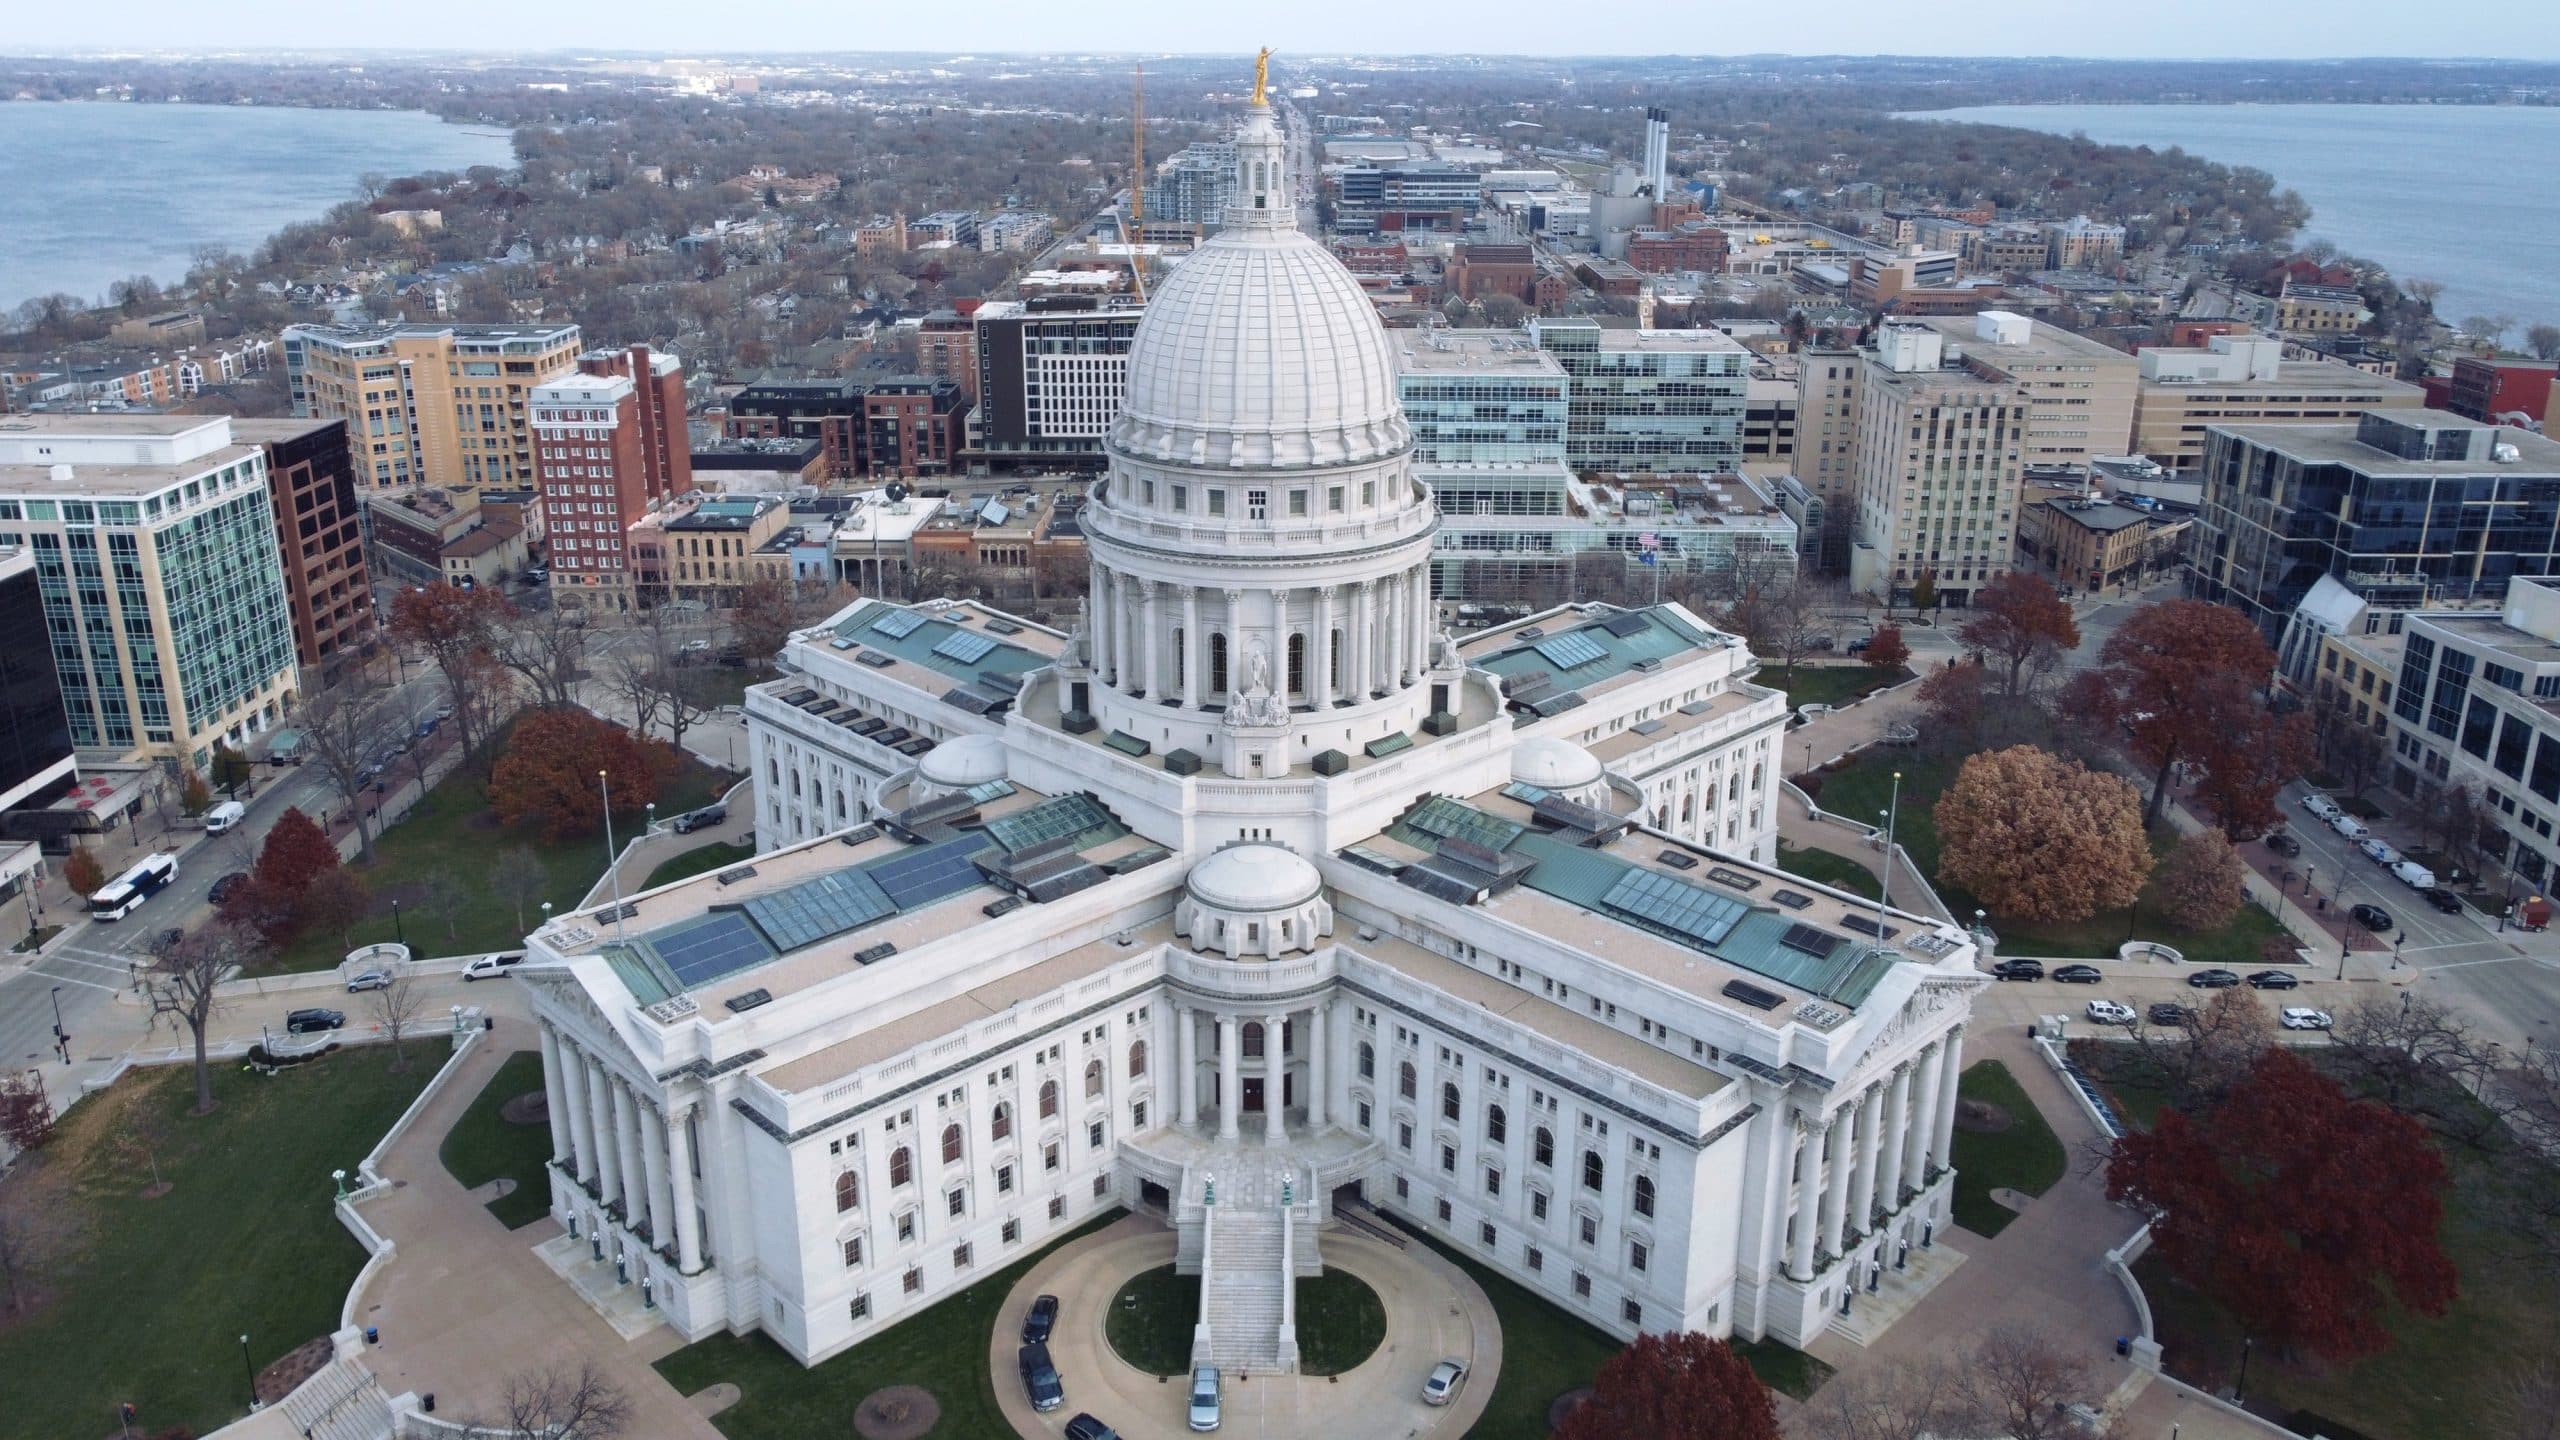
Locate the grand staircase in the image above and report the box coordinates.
[1203,1207,1288,1372]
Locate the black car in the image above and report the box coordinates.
[1022,1293,1059,1345]
[1064,1416,1120,1440]
[208,871,249,904]
[2264,831,2302,858]
[2351,903,2395,932]
[2248,969,2301,990]
[672,803,728,835]
[2147,1001,2196,1027]
[2187,968,2243,989]
[2052,964,2104,984]
[1019,1343,1064,1413]
[147,926,186,957]
[285,1007,345,1035]
[1991,958,2046,982]
[2422,887,2465,915]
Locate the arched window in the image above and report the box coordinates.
[1039,1079,1060,1119]
[1486,1104,1507,1145]
[890,1147,913,1188]
[1287,632,1306,695]
[990,1103,1012,1142]
[1680,792,1694,823]
[1582,1150,1605,1193]
[1442,1081,1462,1123]
[940,1123,963,1165]
[1357,1042,1375,1080]
[834,1170,859,1212]
[1210,633,1229,695]
[1751,763,1764,792]
[1243,1022,1265,1059]
[1399,1061,1417,1100]
[1084,1058,1105,1098]
[1633,1175,1656,1219]
[1534,1127,1554,1167]
[1128,1040,1148,1078]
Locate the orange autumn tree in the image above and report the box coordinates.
[1935,744,2152,925]
[488,709,675,841]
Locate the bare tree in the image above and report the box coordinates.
[0,1185,73,1317]
[489,845,553,934]
[2495,1354,2560,1440]
[496,604,592,712]
[419,871,471,944]
[300,683,395,863]
[366,973,427,1073]
[1959,1325,2098,1440]
[150,923,263,1114]
[486,1361,633,1440]
[2124,987,2275,1115]
[2528,324,2560,364]
[1796,1352,1969,1440]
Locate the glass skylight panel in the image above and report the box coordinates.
[1532,630,1610,670]
[871,608,927,639]
[649,912,775,985]
[1601,867,1750,948]
[984,793,1121,853]
[867,836,992,909]
[742,869,897,952]
[1402,796,1526,853]
[933,631,998,664]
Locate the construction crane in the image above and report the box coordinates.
[1121,63,1149,302]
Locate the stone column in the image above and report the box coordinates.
[666,1102,703,1274]
[1092,570,1113,683]
[1114,575,1134,695]
[1880,1064,1914,1209]
[640,1101,672,1246]
[1404,569,1426,683]
[1345,582,1368,699]
[603,1075,636,1222]
[1783,1114,1816,1280]
[1306,1003,1328,1130]
[1906,1040,1943,1183]
[1793,1114,1825,1277]
[586,1056,619,1201]
[1383,572,1404,688]
[1224,589,1246,704]
[1930,1026,1966,1170]
[1138,580,1160,699]
[1851,1083,1885,1233]
[1177,1005,1200,1128]
[1312,586,1334,709]
[1217,1013,1240,1141]
[537,1022,572,1168]
[1264,1012,1287,1143]
[1818,1107,1853,1260]
[560,1036,597,1184]
[1182,586,1202,709]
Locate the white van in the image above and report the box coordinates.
[2329,814,2371,841]
[203,800,247,835]
[2392,859,2439,890]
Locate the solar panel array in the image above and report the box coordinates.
[868,836,993,909]
[1601,867,1751,949]
[933,631,998,664]
[1532,630,1610,671]
[1601,611,1652,638]
[871,608,927,638]
[1778,922,1844,959]
[651,911,774,987]
[742,870,897,952]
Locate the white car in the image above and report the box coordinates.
[2330,813,2371,840]
[2086,999,2137,1026]
[1422,1359,1468,1406]
[2280,1007,2334,1031]
[2358,837,2402,866]
[2301,793,2343,821]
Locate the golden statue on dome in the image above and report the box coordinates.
[1252,47,1273,106]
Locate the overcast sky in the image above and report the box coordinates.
[13,0,2559,59]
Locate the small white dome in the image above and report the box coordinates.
[1185,843,1323,912]
[1513,736,1605,792]
[918,733,1008,790]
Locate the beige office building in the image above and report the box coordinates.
[1898,312,2135,473]
[282,322,586,494]
[2133,334,2424,474]
[1846,323,2030,609]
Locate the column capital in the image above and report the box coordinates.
[1225,587,1245,605]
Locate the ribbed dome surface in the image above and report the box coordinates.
[1110,229,1411,470]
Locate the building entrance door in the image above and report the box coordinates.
[1242,1078,1265,1114]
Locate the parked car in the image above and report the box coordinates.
[2264,831,2302,858]
[2052,964,2104,984]
[2187,968,2243,989]
[202,799,246,835]
[1021,1294,1058,1346]
[2301,793,2343,821]
[1188,1366,1222,1432]
[1018,1343,1064,1413]
[2351,903,2395,932]
[2391,859,2439,890]
[2358,837,2402,866]
[1065,1416,1121,1440]
[1422,1359,1469,1406]
[672,803,728,834]
[345,969,391,993]
[2330,814,2371,840]
[1847,635,1874,654]
[2422,886,2466,914]
[285,1007,345,1035]
[2086,999,2138,1026]
[2281,1008,2335,1031]
[463,952,525,982]
[148,926,185,957]
[208,871,249,904]
[2146,1002,2196,1027]
[2247,969,2301,990]
[1991,958,2046,981]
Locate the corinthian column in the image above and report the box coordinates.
[1182,586,1202,709]
[1138,579,1160,699]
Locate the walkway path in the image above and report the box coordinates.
[990,1214,1497,1440]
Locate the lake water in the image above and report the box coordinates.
[0,102,514,312]
[1909,103,2560,333]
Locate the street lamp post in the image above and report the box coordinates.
[2234,1335,2254,1405]
[390,899,406,949]
[239,1333,256,1411]
[50,984,68,1065]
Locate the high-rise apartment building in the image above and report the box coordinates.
[230,418,376,677]
[2132,334,2424,475]
[917,310,981,399]
[1390,329,1568,465]
[0,547,76,814]
[1794,343,1865,572]
[0,416,297,770]
[1529,319,1749,472]
[2043,215,2126,271]
[1143,141,1237,226]
[282,322,585,494]
[973,297,1146,470]
[1845,323,2030,608]
[531,346,693,613]
[1894,312,2135,474]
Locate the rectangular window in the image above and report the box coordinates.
[1573,1272,1592,1298]
[1049,1195,1067,1220]
[843,1236,864,1267]
[953,1243,973,1270]
[1094,1174,1111,1198]
[1003,1218,1021,1244]
[1526,1245,1544,1271]
[997,1165,1015,1195]
[1289,490,1308,517]
[1480,1222,1498,1246]
[1579,1214,1597,1245]
[850,1294,870,1321]
[903,1268,923,1295]
[896,1213,915,1243]
[1208,490,1227,517]
[1622,1299,1643,1326]
[1630,1241,1649,1273]
[1531,1190,1550,1221]
[1436,1197,1453,1222]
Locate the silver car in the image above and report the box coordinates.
[344,969,391,993]
[1423,1358,1467,1405]
[1188,1365,1221,1431]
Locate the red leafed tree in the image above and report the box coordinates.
[1957,571,2079,698]
[2106,1047,2457,1364]
[390,581,511,759]
[61,845,105,898]
[2063,599,2308,830]
[488,709,675,841]
[1554,1332,1781,1440]
[254,807,341,896]
[1864,623,1910,673]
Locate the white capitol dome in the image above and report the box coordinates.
[1176,842,1333,960]
[913,733,1008,798]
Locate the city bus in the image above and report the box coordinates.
[88,852,179,921]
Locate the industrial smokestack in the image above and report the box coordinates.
[1642,107,1669,199]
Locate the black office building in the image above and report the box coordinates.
[0,548,78,815]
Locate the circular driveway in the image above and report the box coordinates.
[989,1214,1499,1440]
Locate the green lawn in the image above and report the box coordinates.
[1732,1335,1836,1401]
[437,1050,555,1229]
[1765,663,1912,711]
[654,1211,1124,1439]
[1946,1060,2067,1239]
[1815,750,2292,963]
[0,1052,433,1440]
[1774,841,1882,901]
[1104,1263,1197,1376]
[645,839,758,892]
[1294,1268,1386,1376]
[264,736,736,972]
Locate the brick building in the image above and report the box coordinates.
[728,377,867,479]
[531,346,693,613]
[859,378,970,478]
[2448,355,2558,427]
[1624,225,1729,275]
[231,417,376,678]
